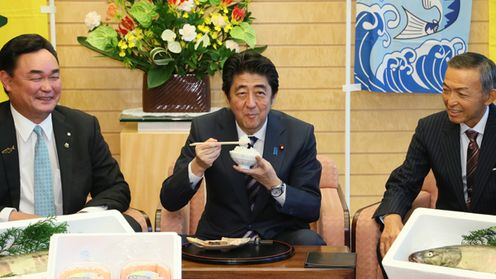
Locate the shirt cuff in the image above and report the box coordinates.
[188,161,203,189]
[273,183,286,206]
[0,207,16,222]
[78,206,107,213]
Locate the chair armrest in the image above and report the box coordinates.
[154,202,190,234]
[316,184,350,247]
[352,202,384,279]
[351,191,433,279]
[124,207,152,232]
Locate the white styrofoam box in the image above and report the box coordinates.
[0,210,134,234]
[47,232,181,279]
[0,210,134,278]
[383,208,496,279]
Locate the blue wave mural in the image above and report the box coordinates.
[354,1,472,93]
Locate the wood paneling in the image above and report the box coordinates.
[54,0,489,220]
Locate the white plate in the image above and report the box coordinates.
[186,237,250,251]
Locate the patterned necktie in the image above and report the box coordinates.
[465,130,479,209]
[33,125,56,216]
[246,136,259,211]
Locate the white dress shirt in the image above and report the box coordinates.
[0,105,63,221]
[0,105,105,222]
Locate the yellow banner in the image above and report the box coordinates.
[0,0,49,102]
[490,0,496,61]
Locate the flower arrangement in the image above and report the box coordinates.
[78,0,263,88]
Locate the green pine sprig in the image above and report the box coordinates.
[0,217,68,256]
[462,226,496,246]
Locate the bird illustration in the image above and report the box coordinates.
[395,0,460,40]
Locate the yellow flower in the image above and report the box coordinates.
[119,50,126,57]
[198,24,209,33]
[118,40,128,50]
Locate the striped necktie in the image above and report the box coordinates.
[465,129,479,209]
[33,125,56,216]
[246,136,259,211]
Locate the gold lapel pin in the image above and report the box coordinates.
[1,145,15,154]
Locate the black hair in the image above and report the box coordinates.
[447,52,496,95]
[222,50,279,98]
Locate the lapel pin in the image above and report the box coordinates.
[1,145,15,154]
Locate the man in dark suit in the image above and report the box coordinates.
[0,34,140,231]
[374,52,496,258]
[161,51,325,245]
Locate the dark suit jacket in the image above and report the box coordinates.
[374,104,496,218]
[161,108,322,239]
[0,101,130,214]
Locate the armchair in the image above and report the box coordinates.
[124,207,153,232]
[155,155,350,247]
[351,171,437,279]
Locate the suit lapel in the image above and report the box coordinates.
[441,121,466,207]
[471,104,496,208]
[52,108,73,212]
[0,102,21,208]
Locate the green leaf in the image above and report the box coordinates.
[129,0,158,28]
[86,26,119,52]
[230,22,256,48]
[208,0,220,6]
[147,67,174,88]
[251,45,268,53]
[78,36,150,72]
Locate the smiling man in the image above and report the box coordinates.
[0,34,141,231]
[374,52,496,263]
[161,51,325,245]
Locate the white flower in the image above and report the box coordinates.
[84,11,101,31]
[161,29,176,42]
[178,0,195,12]
[211,14,227,28]
[195,34,210,49]
[168,41,182,54]
[179,24,197,42]
[225,40,240,53]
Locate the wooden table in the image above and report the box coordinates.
[182,245,354,279]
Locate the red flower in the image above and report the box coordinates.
[222,0,233,4]
[118,16,135,35]
[231,6,245,22]
[168,0,187,5]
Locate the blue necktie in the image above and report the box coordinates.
[33,125,56,216]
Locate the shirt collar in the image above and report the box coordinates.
[10,104,53,143]
[460,105,489,136]
[235,118,268,142]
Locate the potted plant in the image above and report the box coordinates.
[78,0,264,112]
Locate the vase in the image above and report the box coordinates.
[142,74,211,112]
